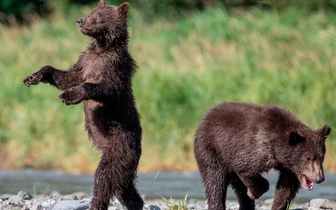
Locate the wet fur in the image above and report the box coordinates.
[194,102,331,210]
[23,2,143,210]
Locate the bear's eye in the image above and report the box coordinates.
[306,157,311,162]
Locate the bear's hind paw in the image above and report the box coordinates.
[247,188,263,200]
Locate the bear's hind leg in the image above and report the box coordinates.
[115,179,144,210]
[272,169,300,210]
[90,157,114,210]
[90,153,143,210]
[230,173,255,210]
[197,157,228,210]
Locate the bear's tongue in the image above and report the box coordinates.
[301,175,314,191]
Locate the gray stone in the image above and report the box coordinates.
[34,204,44,210]
[259,206,270,210]
[50,195,63,203]
[227,202,239,210]
[107,207,121,210]
[41,199,55,207]
[17,191,34,200]
[72,192,89,200]
[0,194,11,200]
[298,203,310,208]
[307,207,320,210]
[8,195,24,207]
[309,199,336,209]
[107,207,118,210]
[263,198,273,208]
[145,205,161,210]
[62,194,78,200]
[187,203,196,209]
[52,200,89,210]
[50,191,61,197]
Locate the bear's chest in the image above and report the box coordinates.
[79,51,115,82]
[80,56,104,82]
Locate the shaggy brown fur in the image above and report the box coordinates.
[23,1,143,209]
[194,102,331,210]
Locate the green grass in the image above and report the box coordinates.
[162,195,189,210]
[0,6,336,173]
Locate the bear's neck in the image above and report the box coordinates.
[91,30,129,52]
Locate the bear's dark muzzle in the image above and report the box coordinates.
[76,18,84,25]
[315,175,325,184]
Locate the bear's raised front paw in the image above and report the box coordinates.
[23,74,43,87]
[58,88,84,105]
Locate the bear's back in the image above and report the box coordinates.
[195,101,312,173]
[202,102,303,135]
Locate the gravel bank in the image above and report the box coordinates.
[1,191,336,210]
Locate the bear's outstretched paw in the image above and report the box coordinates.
[23,74,43,87]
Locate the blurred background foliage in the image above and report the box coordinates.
[1,0,336,23]
[1,0,336,173]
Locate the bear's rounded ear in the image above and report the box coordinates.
[317,124,331,140]
[289,130,306,146]
[118,2,130,18]
[98,0,105,7]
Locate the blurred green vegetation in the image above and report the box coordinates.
[1,0,336,23]
[0,2,336,173]
[0,0,45,19]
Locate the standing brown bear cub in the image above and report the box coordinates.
[23,1,143,210]
[194,102,331,210]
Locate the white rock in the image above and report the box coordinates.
[307,207,320,210]
[187,203,196,209]
[263,198,273,207]
[63,194,79,200]
[227,202,240,210]
[52,200,89,210]
[259,206,270,210]
[309,199,336,209]
[8,195,24,207]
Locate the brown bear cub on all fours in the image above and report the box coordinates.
[23,1,143,210]
[194,101,331,210]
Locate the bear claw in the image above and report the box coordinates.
[23,74,43,87]
[247,188,262,200]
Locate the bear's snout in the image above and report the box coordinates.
[76,18,84,25]
[315,174,325,184]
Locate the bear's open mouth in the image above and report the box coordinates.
[301,175,314,191]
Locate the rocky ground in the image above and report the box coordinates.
[0,191,336,210]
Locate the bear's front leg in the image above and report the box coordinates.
[23,65,81,90]
[272,169,300,210]
[59,86,86,105]
[23,65,53,87]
